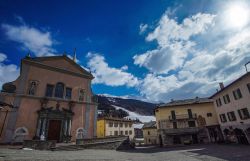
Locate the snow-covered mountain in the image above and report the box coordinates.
[113,105,155,123]
[97,95,156,123]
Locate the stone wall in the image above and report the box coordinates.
[23,140,56,150]
[76,136,133,150]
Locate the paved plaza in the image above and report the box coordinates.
[0,144,249,161]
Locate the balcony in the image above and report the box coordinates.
[169,114,197,121]
[160,127,199,135]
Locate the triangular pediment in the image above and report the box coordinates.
[27,55,92,77]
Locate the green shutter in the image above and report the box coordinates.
[238,110,243,119]
[233,91,237,100]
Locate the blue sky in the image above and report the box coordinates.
[0,0,250,102]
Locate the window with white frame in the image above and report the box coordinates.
[238,108,250,120]
[233,88,242,100]
[219,114,227,123]
[109,122,113,127]
[227,111,236,121]
[216,98,222,107]
[223,94,230,104]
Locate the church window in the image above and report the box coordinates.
[65,88,72,99]
[45,84,54,97]
[55,82,64,98]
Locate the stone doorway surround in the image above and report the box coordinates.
[47,120,62,142]
[35,101,74,143]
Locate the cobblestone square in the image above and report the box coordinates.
[0,144,250,161]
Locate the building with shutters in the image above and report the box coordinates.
[210,72,250,144]
[97,117,134,140]
[155,97,223,146]
[142,121,158,145]
[0,54,98,143]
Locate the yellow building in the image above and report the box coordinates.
[97,117,134,140]
[142,121,158,145]
[155,97,223,146]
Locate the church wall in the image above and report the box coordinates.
[0,57,97,143]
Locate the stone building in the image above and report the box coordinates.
[97,117,134,140]
[133,123,144,145]
[0,55,98,143]
[142,121,158,145]
[155,98,223,146]
[210,72,250,144]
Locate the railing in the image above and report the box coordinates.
[169,113,197,121]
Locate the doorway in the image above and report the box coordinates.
[47,120,62,142]
[159,134,163,147]
[173,135,181,144]
[192,134,198,144]
[234,128,249,144]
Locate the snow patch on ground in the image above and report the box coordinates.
[112,105,156,123]
[107,97,116,103]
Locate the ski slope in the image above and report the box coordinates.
[112,105,156,123]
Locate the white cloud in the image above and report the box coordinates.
[135,10,250,102]
[139,23,148,34]
[134,12,216,74]
[134,41,195,74]
[0,54,7,62]
[146,13,216,47]
[0,53,19,88]
[121,65,128,71]
[87,52,139,87]
[2,22,56,57]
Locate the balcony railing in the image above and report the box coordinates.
[160,127,199,135]
[169,113,197,121]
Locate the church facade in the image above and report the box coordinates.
[0,55,98,143]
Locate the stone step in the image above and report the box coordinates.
[53,145,84,151]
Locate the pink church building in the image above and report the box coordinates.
[0,54,98,143]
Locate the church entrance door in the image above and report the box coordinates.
[47,120,62,142]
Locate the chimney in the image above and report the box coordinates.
[219,82,224,90]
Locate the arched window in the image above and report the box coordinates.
[76,128,86,139]
[14,127,29,143]
[55,82,64,98]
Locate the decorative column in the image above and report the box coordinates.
[41,118,47,139]
[68,119,72,136]
[64,120,68,136]
[36,118,42,138]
